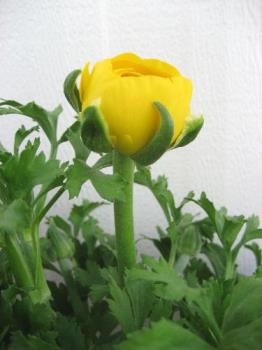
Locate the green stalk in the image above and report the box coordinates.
[5,233,34,290]
[113,150,136,281]
[31,187,66,303]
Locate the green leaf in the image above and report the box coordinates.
[0,99,62,145]
[132,102,174,166]
[93,152,113,170]
[81,105,113,153]
[69,200,104,235]
[245,243,262,267]
[108,278,154,334]
[90,167,125,202]
[1,139,64,201]
[241,215,262,244]
[63,69,82,113]
[56,315,87,350]
[190,193,245,249]
[59,121,90,160]
[66,159,125,202]
[10,332,59,350]
[202,242,227,277]
[173,114,204,148]
[0,199,31,234]
[65,160,90,198]
[125,279,154,330]
[233,215,262,257]
[134,166,177,223]
[128,255,196,301]
[14,124,39,155]
[222,276,262,332]
[220,317,262,350]
[116,319,214,350]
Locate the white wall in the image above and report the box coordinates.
[0,0,262,273]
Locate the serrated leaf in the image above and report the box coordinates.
[10,332,59,350]
[1,139,64,201]
[0,99,62,145]
[56,315,87,350]
[116,319,214,350]
[14,124,39,155]
[66,159,125,201]
[128,255,196,301]
[69,200,103,235]
[108,278,153,334]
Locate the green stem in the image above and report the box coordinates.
[113,150,136,282]
[168,240,177,267]
[225,251,235,280]
[5,233,34,290]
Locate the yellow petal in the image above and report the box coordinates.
[98,75,192,154]
[81,59,118,110]
[111,52,180,78]
[79,63,90,102]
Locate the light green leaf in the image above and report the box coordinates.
[116,319,214,350]
[0,200,31,234]
[222,276,262,332]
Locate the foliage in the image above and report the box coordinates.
[0,85,261,350]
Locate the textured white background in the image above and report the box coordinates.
[0,0,262,273]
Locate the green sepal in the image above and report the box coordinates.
[63,69,82,113]
[81,105,113,153]
[131,102,174,166]
[173,114,204,148]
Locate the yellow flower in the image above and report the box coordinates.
[80,52,192,155]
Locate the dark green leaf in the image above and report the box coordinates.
[81,106,113,153]
[10,332,59,350]
[56,315,87,350]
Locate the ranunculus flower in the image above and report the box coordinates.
[79,53,192,155]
